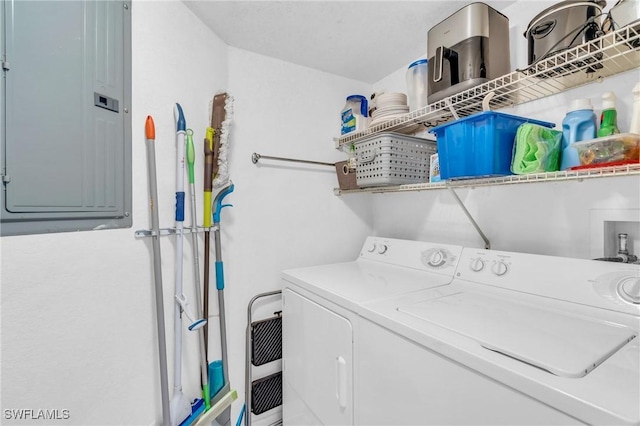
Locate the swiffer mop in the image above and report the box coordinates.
[193,182,236,426]
[145,116,171,426]
[172,104,206,426]
[185,128,212,413]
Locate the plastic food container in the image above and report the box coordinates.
[572,133,640,167]
[406,59,428,112]
[428,111,555,179]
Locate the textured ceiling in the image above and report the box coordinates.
[183,1,516,83]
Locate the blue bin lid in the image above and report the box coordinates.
[428,111,555,134]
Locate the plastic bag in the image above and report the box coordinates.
[511,123,562,174]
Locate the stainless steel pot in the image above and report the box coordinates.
[524,0,606,65]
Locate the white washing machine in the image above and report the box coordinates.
[281,236,463,425]
[282,236,640,426]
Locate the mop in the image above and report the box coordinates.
[194,92,237,426]
[172,104,206,426]
[212,92,233,189]
[185,128,212,414]
[144,116,171,426]
[210,180,235,426]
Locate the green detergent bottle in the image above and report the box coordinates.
[598,92,619,137]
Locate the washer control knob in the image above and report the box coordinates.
[377,244,388,254]
[618,277,640,304]
[470,258,485,272]
[367,243,376,253]
[492,261,509,276]
[428,250,447,267]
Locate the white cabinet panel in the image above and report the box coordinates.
[283,288,353,426]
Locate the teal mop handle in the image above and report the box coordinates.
[213,182,234,291]
[212,182,234,390]
[213,183,234,227]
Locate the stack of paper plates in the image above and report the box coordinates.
[370,92,409,126]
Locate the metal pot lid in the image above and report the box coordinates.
[524,0,606,37]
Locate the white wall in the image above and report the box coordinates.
[1,2,227,425]
[224,47,372,424]
[1,2,373,426]
[371,1,640,259]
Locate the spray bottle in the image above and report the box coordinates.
[598,92,619,137]
[630,82,640,134]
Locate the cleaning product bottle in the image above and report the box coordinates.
[630,82,640,134]
[598,92,619,137]
[561,98,597,170]
[347,143,357,171]
[341,95,368,135]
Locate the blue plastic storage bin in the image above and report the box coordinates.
[429,112,555,179]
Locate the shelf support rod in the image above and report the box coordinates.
[446,183,491,250]
[252,152,334,168]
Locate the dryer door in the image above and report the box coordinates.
[283,288,353,425]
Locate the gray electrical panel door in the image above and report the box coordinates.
[1,0,132,236]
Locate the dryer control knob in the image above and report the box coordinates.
[367,244,376,253]
[377,244,388,254]
[618,277,640,304]
[470,258,485,272]
[492,261,509,276]
[428,250,446,267]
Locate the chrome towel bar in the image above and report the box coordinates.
[251,152,334,168]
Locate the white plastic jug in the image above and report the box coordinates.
[561,98,597,170]
[341,95,368,135]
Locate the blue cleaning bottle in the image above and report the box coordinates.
[561,98,597,170]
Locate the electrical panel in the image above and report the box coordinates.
[1,0,132,236]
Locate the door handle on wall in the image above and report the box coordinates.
[336,356,347,409]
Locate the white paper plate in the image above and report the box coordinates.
[370,113,407,126]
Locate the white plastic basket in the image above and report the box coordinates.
[354,133,437,187]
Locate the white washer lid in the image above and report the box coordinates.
[283,260,452,305]
[398,291,637,378]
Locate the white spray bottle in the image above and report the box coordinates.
[630,82,640,134]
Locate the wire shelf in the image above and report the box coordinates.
[336,25,640,149]
[333,164,640,195]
